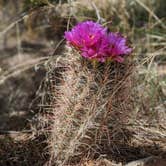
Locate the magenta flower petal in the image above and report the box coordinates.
[106,32,132,62]
[64,21,132,63]
[65,21,107,49]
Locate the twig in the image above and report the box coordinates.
[0,57,49,85]
[90,1,105,23]
[0,130,33,135]
[135,0,166,29]
[0,14,27,38]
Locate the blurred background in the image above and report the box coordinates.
[0,0,165,165]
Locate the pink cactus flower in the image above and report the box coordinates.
[65,21,132,62]
[106,32,132,62]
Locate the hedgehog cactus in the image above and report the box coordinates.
[50,21,133,165]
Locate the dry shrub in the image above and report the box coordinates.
[47,47,134,165]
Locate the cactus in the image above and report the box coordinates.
[49,47,133,165]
